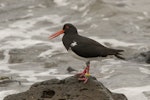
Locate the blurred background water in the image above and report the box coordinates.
[0,0,150,100]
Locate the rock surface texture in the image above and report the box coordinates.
[4,75,127,100]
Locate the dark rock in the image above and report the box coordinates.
[0,76,9,80]
[44,61,58,68]
[4,75,127,100]
[67,67,77,73]
[0,76,21,87]
[0,50,4,60]
[9,49,24,63]
[129,51,150,64]
[143,91,150,100]
[8,44,51,63]
[140,51,150,64]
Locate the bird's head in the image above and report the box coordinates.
[49,23,78,39]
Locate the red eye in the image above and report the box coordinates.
[65,26,69,29]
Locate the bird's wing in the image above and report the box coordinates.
[70,36,109,58]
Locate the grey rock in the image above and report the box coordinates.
[0,50,4,60]
[128,50,150,64]
[140,51,150,64]
[0,76,21,87]
[67,67,77,73]
[8,44,51,63]
[143,91,150,100]
[4,75,127,100]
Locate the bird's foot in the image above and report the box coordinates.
[78,73,90,83]
[78,77,89,83]
[76,72,86,77]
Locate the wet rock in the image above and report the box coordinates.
[140,51,150,64]
[128,50,150,64]
[4,75,127,100]
[0,76,21,87]
[8,44,51,63]
[0,50,4,60]
[128,51,150,64]
[143,91,150,100]
[44,61,58,68]
[67,67,77,73]
[9,49,24,63]
[0,76,9,80]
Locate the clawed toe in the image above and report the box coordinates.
[76,72,85,77]
[78,77,89,83]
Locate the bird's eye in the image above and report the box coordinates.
[65,26,69,29]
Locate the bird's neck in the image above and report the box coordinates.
[62,34,78,50]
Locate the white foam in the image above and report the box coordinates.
[37,15,65,25]
[23,69,59,82]
[55,74,73,79]
[102,18,109,21]
[0,64,9,71]
[0,28,26,40]
[38,42,66,57]
[137,16,145,20]
[10,68,59,82]
[1,50,9,63]
[4,14,65,40]
[38,49,55,58]
[134,25,140,30]
[78,0,94,11]
[20,13,34,19]
[27,9,32,13]
[34,69,59,76]
[90,24,98,28]
[71,5,78,10]
[112,85,150,100]
[0,3,5,8]
[53,0,69,6]
[0,50,10,70]
[0,39,43,50]
[28,5,35,9]
[143,11,149,17]
[38,4,46,8]
[0,90,18,100]
[100,65,112,74]
[139,67,150,74]
[10,69,39,82]
[9,19,36,29]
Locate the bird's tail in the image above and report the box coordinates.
[114,49,125,60]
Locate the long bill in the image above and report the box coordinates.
[49,30,64,39]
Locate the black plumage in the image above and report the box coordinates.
[62,23,124,60]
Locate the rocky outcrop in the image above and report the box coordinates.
[4,75,127,100]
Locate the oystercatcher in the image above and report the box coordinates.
[49,23,125,83]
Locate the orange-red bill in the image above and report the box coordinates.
[49,30,64,39]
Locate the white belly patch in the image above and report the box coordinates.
[68,48,102,62]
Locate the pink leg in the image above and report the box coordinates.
[78,61,90,83]
[77,65,89,77]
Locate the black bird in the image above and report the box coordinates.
[49,23,124,83]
